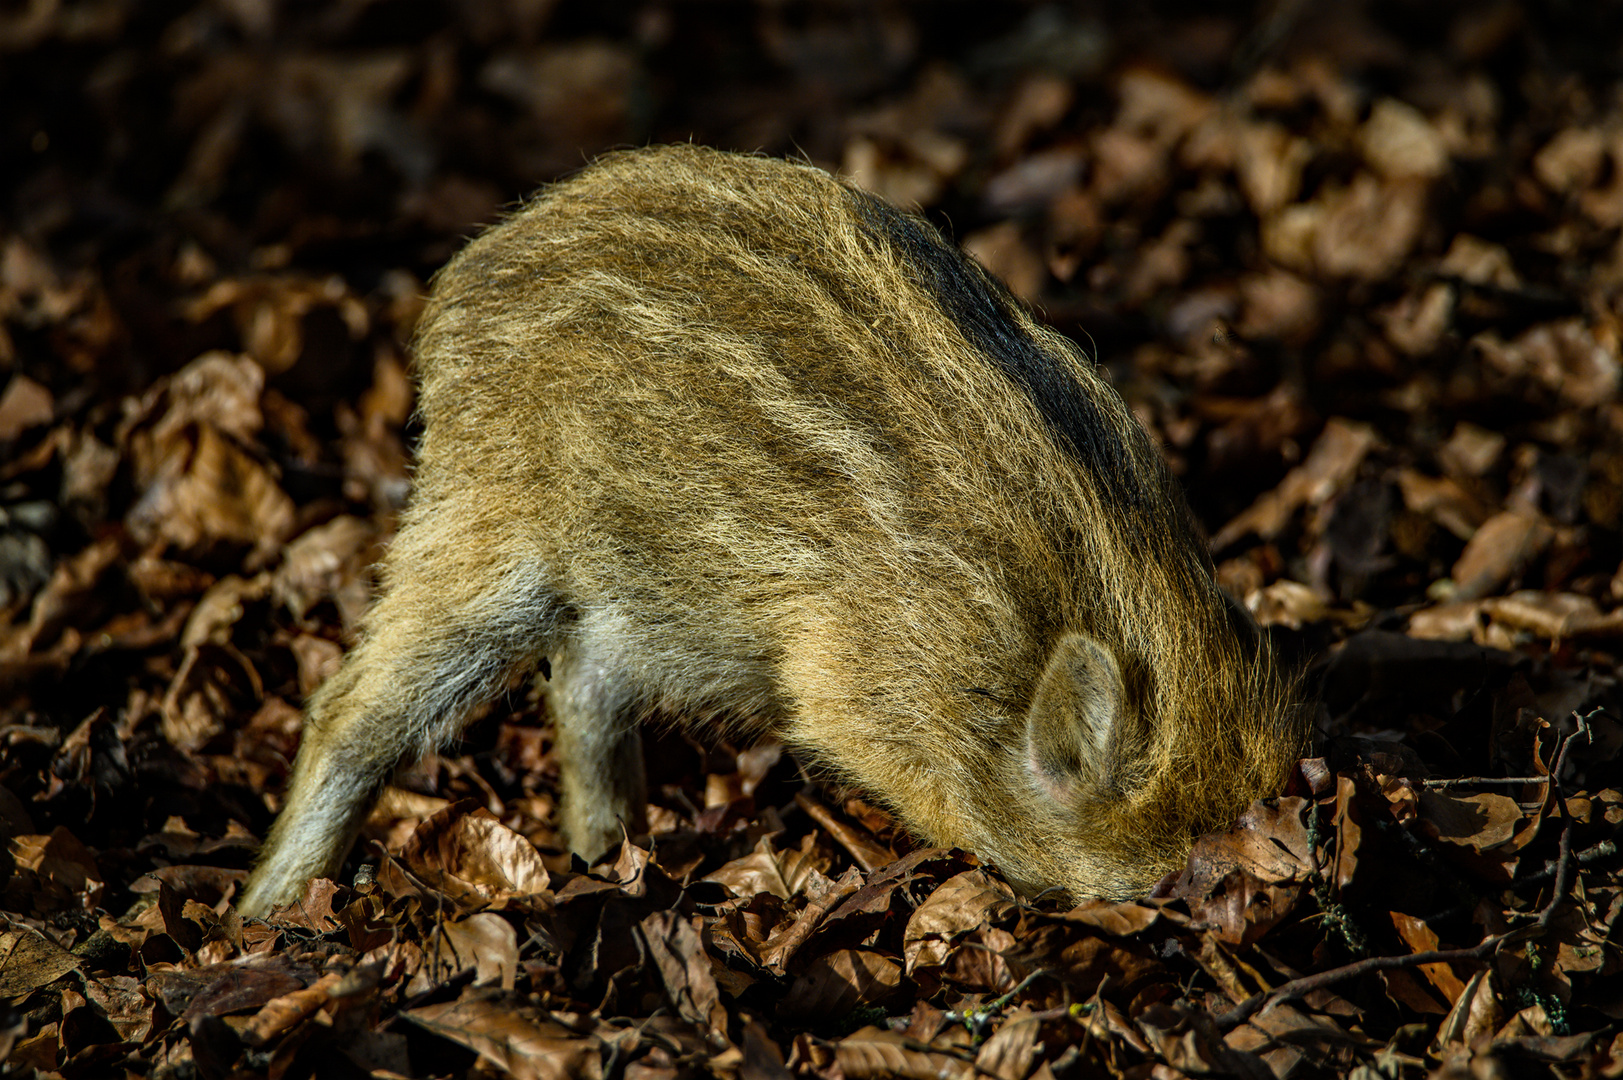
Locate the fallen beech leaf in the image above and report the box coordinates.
[1438,422,1506,479]
[8,827,105,911]
[1482,591,1623,641]
[127,422,294,565]
[0,375,52,440]
[404,998,602,1080]
[641,909,725,1037]
[436,913,518,990]
[705,834,830,901]
[0,927,79,996]
[1431,970,1503,1053]
[1389,911,1468,1004]
[239,970,343,1046]
[780,948,904,1020]
[1213,419,1379,549]
[1061,899,1165,936]
[1473,320,1622,408]
[1534,127,1607,194]
[81,976,155,1042]
[1395,469,1489,540]
[758,866,863,975]
[1438,234,1520,289]
[394,804,552,908]
[974,1012,1041,1080]
[1360,99,1449,180]
[1312,174,1428,281]
[903,869,1017,974]
[1416,790,1523,853]
[1245,579,1329,629]
[174,961,308,1023]
[832,1026,970,1080]
[273,515,378,630]
[1450,509,1554,602]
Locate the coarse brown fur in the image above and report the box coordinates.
[239,145,1305,918]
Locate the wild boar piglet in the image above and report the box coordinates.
[239,144,1304,918]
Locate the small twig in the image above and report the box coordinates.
[1535,796,1577,935]
[1420,776,1547,789]
[1214,937,1507,1030]
[1420,840,1618,924]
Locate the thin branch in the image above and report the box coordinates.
[1420,776,1546,789]
[1213,937,1506,1030]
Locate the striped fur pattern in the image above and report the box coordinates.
[239,145,1303,917]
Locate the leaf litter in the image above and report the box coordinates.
[3,2,1623,1078]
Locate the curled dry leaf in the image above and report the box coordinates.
[640,909,726,1039]
[273,515,378,631]
[1449,508,1554,602]
[404,998,603,1080]
[0,375,52,440]
[705,834,832,901]
[1213,419,1379,549]
[0,927,80,996]
[1473,319,1622,408]
[435,912,519,990]
[780,948,905,1021]
[831,1026,973,1080]
[903,868,1017,975]
[392,804,553,909]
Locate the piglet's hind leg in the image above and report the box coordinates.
[240,551,555,918]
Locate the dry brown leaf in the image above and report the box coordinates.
[0,927,79,996]
[1360,99,1449,181]
[8,826,104,912]
[1213,419,1379,549]
[1438,422,1506,479]
[1431,970,1503,1054]
[1380,283,1454,357]
[641,909,726,1039]
[1395,468,1490,541]
[127,422,294,564]
[832,1026,972,1080]
[394,804,553,908]
[757,866,863,976]
[0,375,52,440]
[1062,899,1165,936]
[1236,121,1312,215]
[1473,320,1622,408]
[239,970,343,1047]
[1450,508,1554,602]
[1416,790,1523,853]
[1388,911,1468,1004]
[1439,234,1520,289]
[903,869,1017,974]
[405,998,603,1080]
[436,913,519,990]
[1245,579,1330,630]
[705,834,828,901]
[273,515,378,631]
[1236,268,1320,345]
[1407,601,1487,643]
[1534,127,1608,194]
[173,961,308,1023]
[1314,174,1429,280]
[781,949,905,1020]
[962,221,1046,304]
[974,1012,1042,1080]
[1482,591,1623,641]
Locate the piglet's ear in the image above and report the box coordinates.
[1025,633,1139,804]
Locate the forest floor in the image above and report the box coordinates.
[3,2,1623,1077]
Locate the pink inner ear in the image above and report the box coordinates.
[1027,745,1075,806]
